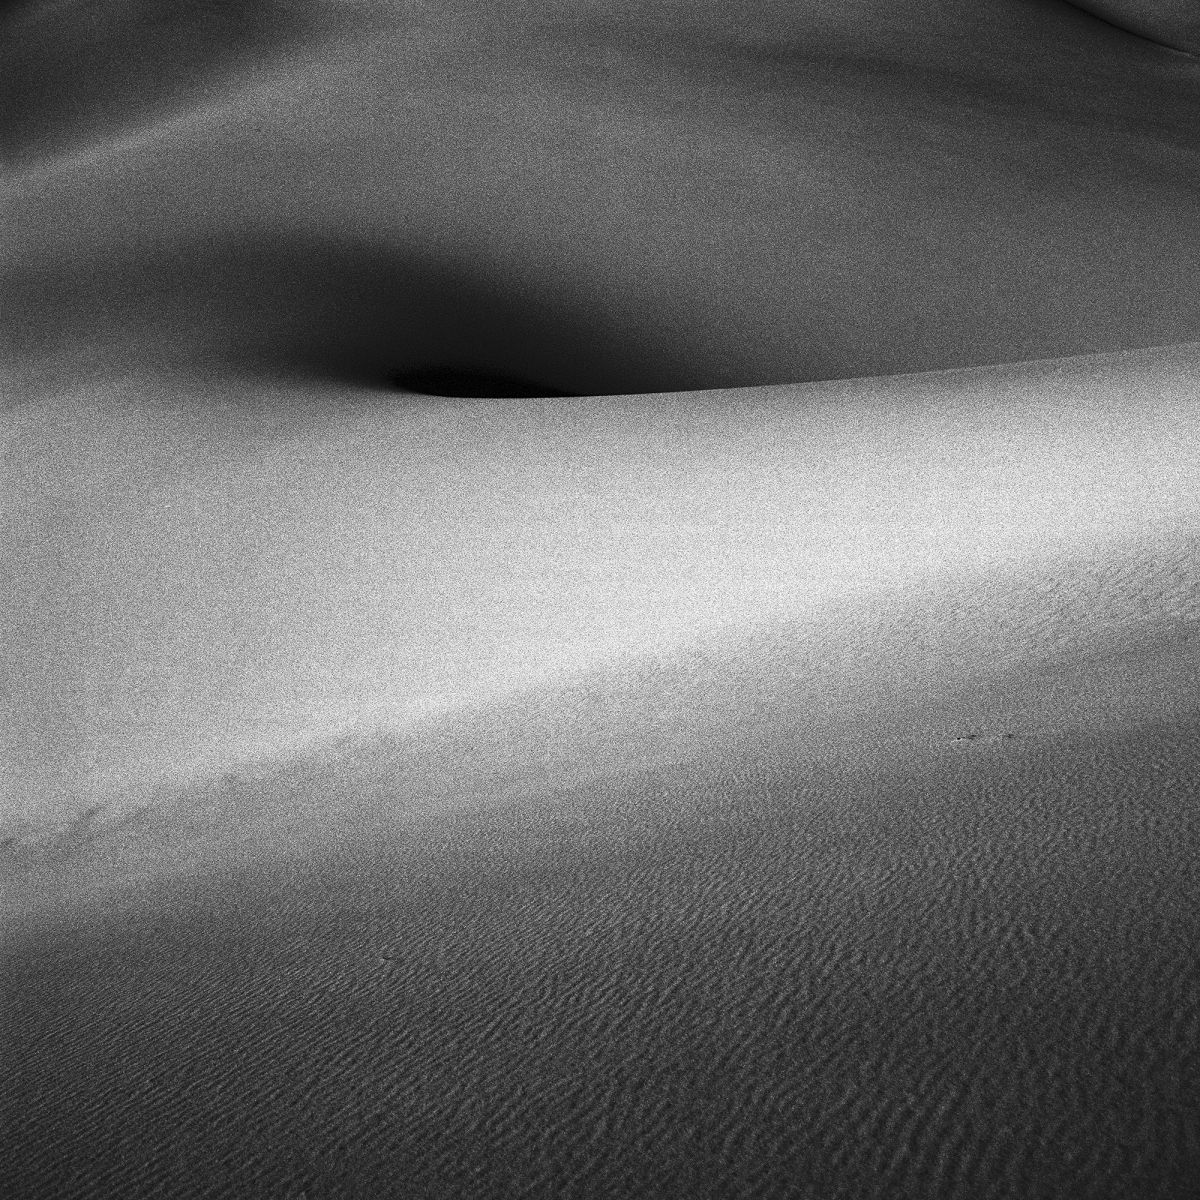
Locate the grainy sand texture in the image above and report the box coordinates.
[6,537,1200,1198]
[3,1,1200,1197]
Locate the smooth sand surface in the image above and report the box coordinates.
[3,2,1200,1197]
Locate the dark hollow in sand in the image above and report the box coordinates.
[390,367,579,399]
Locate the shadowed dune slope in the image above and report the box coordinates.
[4,540,1199,1199]
[7,1,1200,393]
[0,0,351,163]
[1068,0,1200,54]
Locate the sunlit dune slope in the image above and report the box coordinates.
[4,529,1199,908]
[6,343,1199,831]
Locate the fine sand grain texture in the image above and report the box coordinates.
[4,1,1200,1197]
[4,538,1200,1198]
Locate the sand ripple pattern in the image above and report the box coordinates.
[4,710,1199,1199]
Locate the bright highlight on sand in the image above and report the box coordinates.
[3,2,1199,1198]
[6,347,1199,819]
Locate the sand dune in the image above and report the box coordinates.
[5,554,1200,1197]
[7,0,1200,393]
[5,529,1200,905]
[1067,1,1200,54]
[4,1,1200,1196]
[6,525,1200,1197]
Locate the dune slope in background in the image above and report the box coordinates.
[6,0,1200,393]
[6,344,1200,828]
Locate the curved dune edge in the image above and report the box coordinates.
[5,519,1197,923]
[0,0,367,166]
[5,340,1200,836]
[1067,0,1200,56]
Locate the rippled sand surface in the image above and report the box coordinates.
[5,2,1200,1196]
[6,550,1199,1199]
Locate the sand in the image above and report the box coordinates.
[3,1,1200,1196]
[1067,1,1200,54]
[5,549,1200,1198]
